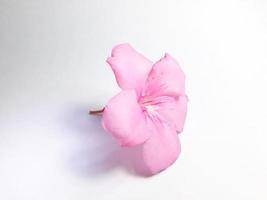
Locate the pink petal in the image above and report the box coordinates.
[102,90,151,147]
[142,124,181,175]
[107,44,153,95]
[151,95,188,133]
[144,53,185,97]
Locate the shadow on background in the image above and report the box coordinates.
[62,105,149,178]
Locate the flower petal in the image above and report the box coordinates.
[102,90,151,147]
[152,95,188,133]
[107,44,153,94]
[142,124,181,175]
[144,53,185,97]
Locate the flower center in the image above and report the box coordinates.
[139,96,158,115]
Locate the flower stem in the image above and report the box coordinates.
[89,108,105,115]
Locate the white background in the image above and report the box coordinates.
[0,0,267,199]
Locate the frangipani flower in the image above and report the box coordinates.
[92,44,188,175]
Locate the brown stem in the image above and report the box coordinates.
[89,108,105,115]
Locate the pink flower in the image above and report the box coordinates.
[102,44,188,175]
